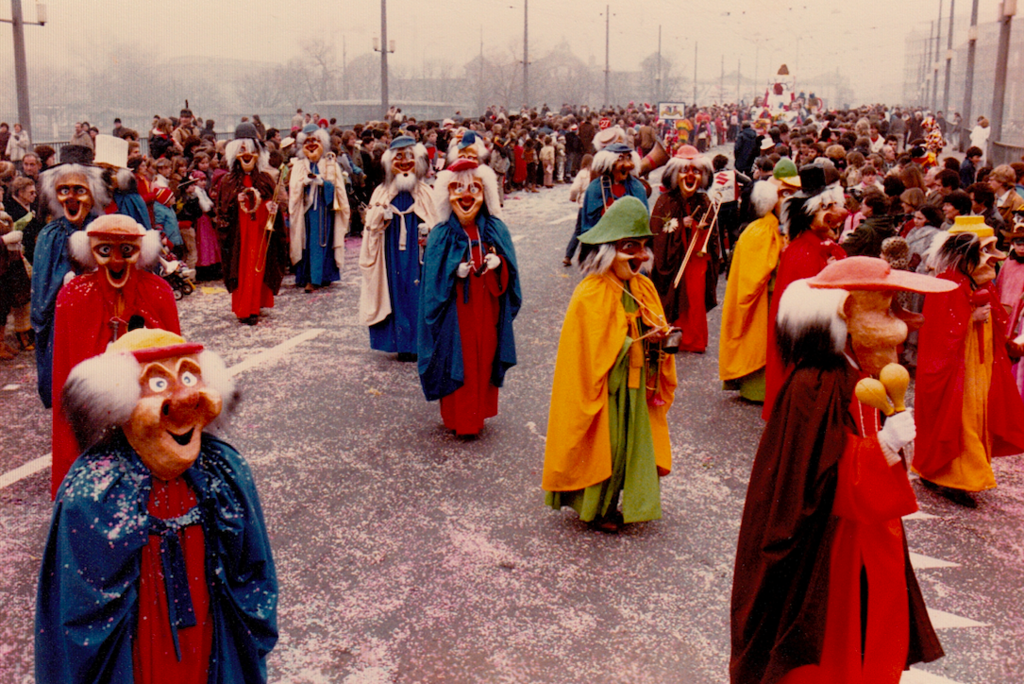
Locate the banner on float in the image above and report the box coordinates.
[657,102,687,121]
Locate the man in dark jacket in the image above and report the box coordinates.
[733,122,759,176]
[960,146,983,189]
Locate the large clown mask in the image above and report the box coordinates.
[56,172,95,226]
[841,290,908,377]
[123,349,223,481]
[392,148,416,177]
[612,153,635,183]
[303,135,324,164]
[611,237,651,281]
[449,173,484,226]
[678,163,703,196]
[972,234,1006,286]
[85,215,146,289]
[237,140,259,173]
[810,188,848,241]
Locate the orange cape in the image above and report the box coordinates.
[542,273,677,492]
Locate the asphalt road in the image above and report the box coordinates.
[2,164,1023,683]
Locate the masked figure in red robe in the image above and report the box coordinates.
[51,215,179,498]
[649,145,715,352]
[731,257,949,684]
[216,123,288,325]
[914,216,1024,506]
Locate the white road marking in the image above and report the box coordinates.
[3,384,20,391]
[512,235,527,243]
[904,510,939,520]
[909,552,960,570]
[526,421,546,442]
[926,608,988,629]
[902,668,968,683]
[0,329,325,490]
[549,214,577,225]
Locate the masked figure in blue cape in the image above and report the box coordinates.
[360,136,438,359]
[95,134,153,230]
[31,162,109,407]
[418,158,521,437]
[37,328,277,684]
[288,125,350,292]
[580,128,648,236]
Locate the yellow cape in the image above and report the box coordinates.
[718,213,782,381]
[542,273,677,492]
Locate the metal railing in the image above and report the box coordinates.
[991,140,1024,166]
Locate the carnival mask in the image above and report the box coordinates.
[842,290,908,377]
[123,354,223,480]
[612,153,634,183]
[611,238,651,281]
[304,137,324,164]
[237,141,259,173]
[972,235,1006,286]
[56,173,95,226]
[91,237,141,289]
[449,177,484,225]
[678,164,702,196]
[811,196,848,240]
[392,148,416,177]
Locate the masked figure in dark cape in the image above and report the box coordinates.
[417,158,521,437]
[31,161,110,407]
[580,128,648,234]
[37,329,277,684]
[216,123,289,325]
[649,145,716,352]
[731,258,949,684]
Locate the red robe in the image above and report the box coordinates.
[439,222,510,436]
[231,176,275,319]
[762,231,844,419]
[50,271,180,498]
[134,476,213,684]
[913,272,1024,481]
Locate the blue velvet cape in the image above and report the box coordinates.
[417,211,521,402]
[36,432,278,684]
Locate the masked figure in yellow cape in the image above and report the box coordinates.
[542,196,678,532]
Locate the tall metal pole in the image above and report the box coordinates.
[960,0,980,151]
[990,0,1016,159]
[924,21,934,106]
[10,0,33,135]
[656,25,662,104]
[942,0,955,115]
[693,41,698,105]
[380,0,389,119]
[720,54,724,104]
[604,5,610,106]
[523,0,529,108]
[753,45,759,105]
[932,0,942,111]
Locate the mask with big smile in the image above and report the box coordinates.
[237,141,259,173]
[122,355,223,481]
[91,238,142,288]
[55,173,95,225]
[449,177,484,225]
[679,166,702,196]
[973,235,1006,285]
[611,238,651,280]
[304,139,324,163]
[612,154,634,183]
[392,149,416,177]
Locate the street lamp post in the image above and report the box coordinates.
[373,0,394,121]
[1,0,46,137]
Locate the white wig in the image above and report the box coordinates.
[578,242,654,276]
[61,347,238,451]
[39,164,110,218]
[591,149,642,178]
[383,142,429,185]
[296,129,331,158]
[433,165,504,223]
[749,181,780,219]
[445,136,490,166]
[662,155,713,191]
[225,137,270,173]
[68,228,163,271]
[775,280,849,368]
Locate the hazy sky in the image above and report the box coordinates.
[0,0,1009,106]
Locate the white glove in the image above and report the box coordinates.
[878,410,916,466]
[2,230,23,246]
[483,253,501,272]
[456,262,472,278]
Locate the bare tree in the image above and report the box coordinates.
[640,52,681,104]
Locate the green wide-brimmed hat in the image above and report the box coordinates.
[578,196,653,245]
